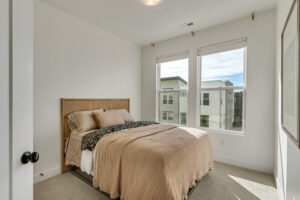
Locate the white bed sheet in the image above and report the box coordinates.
[80,142,99,175]
[80,129,128,175]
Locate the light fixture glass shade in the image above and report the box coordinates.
[141,0,163,6]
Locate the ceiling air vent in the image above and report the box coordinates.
[180,22,194,29]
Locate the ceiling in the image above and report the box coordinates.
[41,0,277,46]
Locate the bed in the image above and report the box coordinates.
[61,98,214,200]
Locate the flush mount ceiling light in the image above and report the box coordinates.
[141,0,163,6]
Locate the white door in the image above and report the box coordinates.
[0,0,11,199]
[1,0,34,200]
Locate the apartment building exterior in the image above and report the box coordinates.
[200,80,234,130]
[159,77,187,125]
[159,77,242,130]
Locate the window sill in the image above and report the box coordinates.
[197,127,246,136]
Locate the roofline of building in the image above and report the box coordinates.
[202,80,233,86]
[160,77,233,86]
[160,76,187,84]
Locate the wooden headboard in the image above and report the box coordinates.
[61,98,130,173]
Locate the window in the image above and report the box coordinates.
[163,95,167,104]
[157,55,188,125]
[202,93,209,105]
[161,111,175,122]
[200,115,209,127]
[168,112,174,120]
[168,95,173,104]
[180,91,187,97]
[198,38,246,133]
[163,112,167,120]
[180,112,187,125]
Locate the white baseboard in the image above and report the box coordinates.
[34,166,60,184]
[214,153,273,174]
[275,176,285,200]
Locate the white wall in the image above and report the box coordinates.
[141,9,276,173]
[33,0,141,182]
[275,0,300,199]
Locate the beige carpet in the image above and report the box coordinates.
[34,162,278,200]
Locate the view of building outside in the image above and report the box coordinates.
[200,47,245,132]
[200,82,243,131]
[159,77,243,131]
[158,58,188,125]
[200,80,234,130]
[159,77,187,125]
[233,90,243,129]
[158,47,245,131]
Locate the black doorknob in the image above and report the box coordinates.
[21,152,39,164]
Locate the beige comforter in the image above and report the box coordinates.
[93,124,213,200]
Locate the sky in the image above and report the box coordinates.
[160,48,245,86]
[160,59,189,81]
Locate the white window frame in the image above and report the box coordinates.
[196,38,247,135]
[156,51,189,125]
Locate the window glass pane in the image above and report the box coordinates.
[233,89,243,131]
[201,48,245,87]
[159,58,188,125]
[163,95,167,104]
[200,89,243,131]
[160,59,188,90]
[168,95,173,104]
[200,46,245,132]
[200,115,209,127]
[202,93,210,105]
[162,112,167,120]
[180,113,186,125]
[168,112,174,120]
